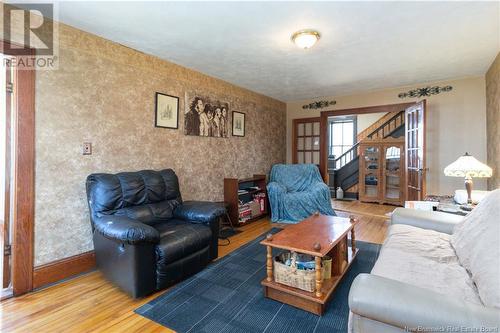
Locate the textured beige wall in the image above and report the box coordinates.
[486,53,500,190]
[356,112,387,134]
[287,77,488,195]
[33,23,286,265]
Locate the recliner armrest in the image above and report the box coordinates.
[93,215,160,245]
[391,208,464,234]
[173,201,226,224]
[174,201,222,261]
[349,274,500,330]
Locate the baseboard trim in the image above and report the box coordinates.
[33,251,96,289]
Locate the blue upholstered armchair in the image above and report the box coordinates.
[267,164,336,223]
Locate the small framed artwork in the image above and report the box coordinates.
[232,111,245,137]
[155,92,179,129]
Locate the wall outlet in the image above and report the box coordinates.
[83,142,92,155]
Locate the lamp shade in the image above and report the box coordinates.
[444,153,492,178]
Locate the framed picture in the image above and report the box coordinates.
[155,92,179,129]
[184,92,229,138]
[232,111,245,137]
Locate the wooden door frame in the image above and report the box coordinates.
[2,41,36,296]
[292,117,321,164]
[3,58,12,290]
[319,102,415,182]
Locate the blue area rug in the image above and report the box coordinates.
[135,228,381,333]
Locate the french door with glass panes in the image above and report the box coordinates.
[293,117,321,165]
[405,100,426,201]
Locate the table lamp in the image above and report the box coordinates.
[444,152,492,210]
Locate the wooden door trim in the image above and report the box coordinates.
[319,102,415,182]
[292,117,320,164]
[2,41,36,296]
[293,117,321,124]
[420,100,427,198]
[320,102,416,118]
[3,64,12,288]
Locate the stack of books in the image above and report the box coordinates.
[238,202,252,223]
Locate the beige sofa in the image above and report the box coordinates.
[349,189,500,333]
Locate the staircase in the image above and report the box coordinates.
[328,111,405,198]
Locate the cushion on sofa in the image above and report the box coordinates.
[154,219,212,266]
[371,224,482,305]
[451,189,500,309]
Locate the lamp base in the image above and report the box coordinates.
[462,176,474,212]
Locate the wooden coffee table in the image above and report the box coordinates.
[261,214,358,315]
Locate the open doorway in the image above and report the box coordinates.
[327,110,405,203]
[318,102,426,206]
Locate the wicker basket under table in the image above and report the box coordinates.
[274,252,329,292]
[260,214,358,316]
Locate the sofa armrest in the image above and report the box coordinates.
[391,208,464,234]
[267,181,287,194]
[173,201,226,224]
[349,274,500,330]
[93,215,160,245]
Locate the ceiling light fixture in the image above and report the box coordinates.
[291,29,321,49]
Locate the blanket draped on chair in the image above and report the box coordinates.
[267,164,336,223]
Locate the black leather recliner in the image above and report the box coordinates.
[85,169,224,298]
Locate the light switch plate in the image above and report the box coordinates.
[83,142,92,155]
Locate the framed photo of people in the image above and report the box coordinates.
[184,92,229,138]
[232,111,245,137]
[155,92,179,129]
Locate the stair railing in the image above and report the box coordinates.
[330,110,405,170]
[367,110,405,140]
[332,143,359,170]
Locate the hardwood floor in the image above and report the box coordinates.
[331,199,396,218]
[332,199,395,244]
[0,202,393,333]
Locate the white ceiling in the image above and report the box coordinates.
[55,1,499,102]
